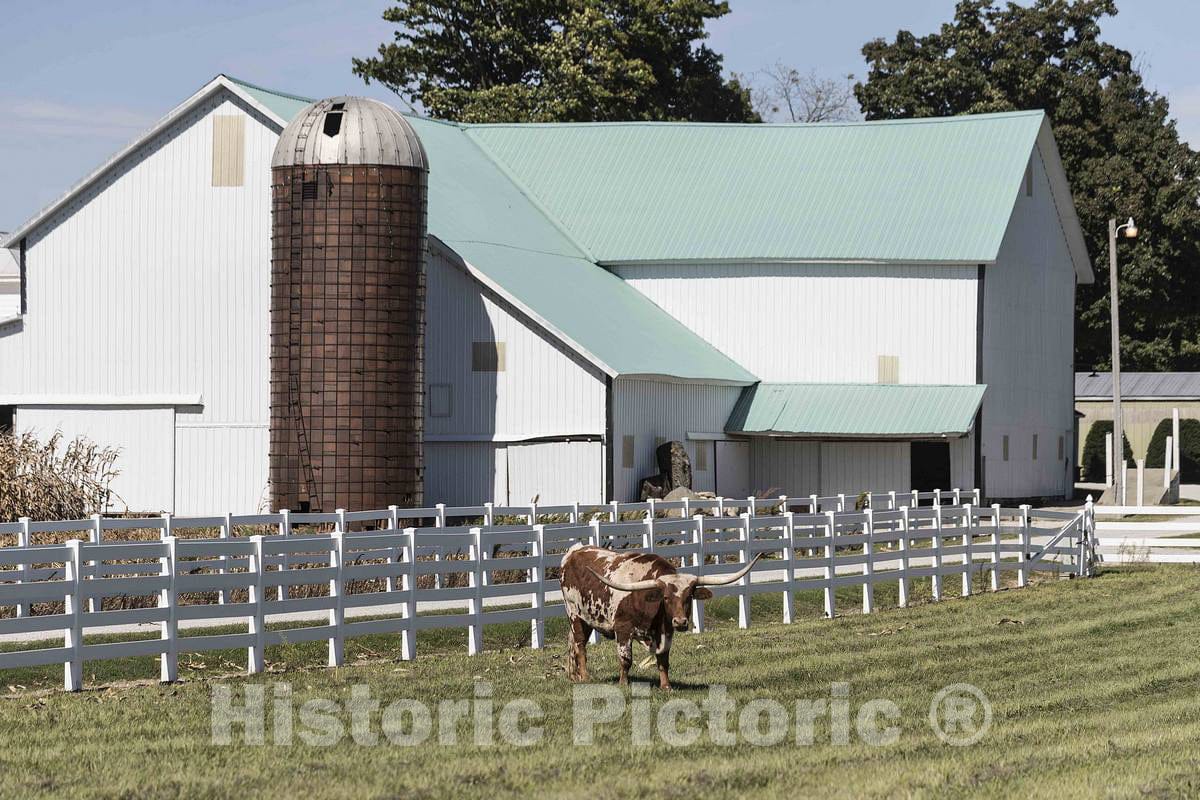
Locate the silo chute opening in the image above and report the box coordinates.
[323,111,343,137]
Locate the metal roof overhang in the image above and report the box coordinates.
[726,383,987,439]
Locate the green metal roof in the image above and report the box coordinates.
[225,76,313,124]
[465,112,1046,264]
[224,77,753,383]
[726,383,987,438]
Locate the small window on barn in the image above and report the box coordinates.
[211,115,245,187]
[1058,435,1065,461]
[1032,433,1039,460]
[1025,160,1034,197]
[428,384,452,418]
[877,355,899,384]
[694,442,708,471]
[472,341,506,372]
[622,435,635,469]
[1002,435,1010,462]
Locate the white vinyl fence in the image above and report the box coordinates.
[0,489,1089,692]
[1092,504,1200,565]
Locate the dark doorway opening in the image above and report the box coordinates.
[911,441,951,492]
[0,406,13,434]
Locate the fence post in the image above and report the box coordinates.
[738,513,751,629]
[931,505,943,601]
[682,496,692,519]
[716,497,726,518]
[328,523,345,668]
[809,494,819,514]
[953,488,962,505]
[159,534,178,683]
[837,493,846,512]
[16,517,30,618]
[527,502,537,527]
[823,511,836,618]
[571,502,581,525]
[609,501,620,523]
[1173,409,1181,480]
[1017,505,1031,588]
[692,515,706,633]
[64,539,84,692]
[782,511,795,624]
[385,506,398,595]
[484,502,495,527]
[219,512,232,606]
[530,524,545,650]
[89,513,102,613]
[973,489,982,506]
[989,503,1001,591]
[1085,494,1096,575]
[589,519,603,644]
[1165,436,1174,489]
[747,496,757,517]
[434,503,446,591]
[888,490,897,511]
[861,508,874,614]
[778,495,789,516]
[911,489,920,508]
[933,488,942,507]
[961,504,974,597]
[1105,432,1114,486]
[468,527,484,656]
[1121,459,1129,506]
[897,506,910,608]
[278,509,291,602]
[248,535,265,675]
[1135,459,1145,507]
[643,513,655,554]
[402,527,416,661]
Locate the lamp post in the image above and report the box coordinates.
[1108,216,1138,505]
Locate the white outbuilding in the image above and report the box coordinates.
[0,76,1091,512]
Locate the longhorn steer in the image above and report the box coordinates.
[560,544,761,690]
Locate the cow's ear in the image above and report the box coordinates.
[693,587,713,600]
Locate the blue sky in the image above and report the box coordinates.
[2,0,1197,231]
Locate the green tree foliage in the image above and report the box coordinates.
[352,0,756,123]
[1145,417,1200,482]
[1080,420,1132,482]
[854,0,1200,371]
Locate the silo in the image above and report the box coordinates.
[270,97,427,512]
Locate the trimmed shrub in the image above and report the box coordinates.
[1080,421,1132,482]
[1145,417,1200,482]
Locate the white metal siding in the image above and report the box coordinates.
[426,440,602,506]
[818,442,910,496]
[0,88,275,513]
[611,378,744,500]
[750,439,820,495]
[425,248,606,440]
[506,441,604,505]
[613,262,978,384]
[981,146,1076,498]
[16,406,175,512]
[174,423,270,514]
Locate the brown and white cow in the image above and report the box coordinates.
[560,544,761,690]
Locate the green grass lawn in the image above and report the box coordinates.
[2,566,1199,798]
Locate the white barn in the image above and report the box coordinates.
[0,76,1091,512]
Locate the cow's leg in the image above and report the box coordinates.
[568,616,592,682]
[655,648,671,691]
[616,635,634,686]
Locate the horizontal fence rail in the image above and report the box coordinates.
[1091,503,1200,564]
[0,488,1087,692]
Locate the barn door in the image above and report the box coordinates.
[715,440,750,500]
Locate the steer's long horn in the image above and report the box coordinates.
[587,568,660,593]
[695,554,763,586]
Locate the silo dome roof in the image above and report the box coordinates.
[272,96,427,170]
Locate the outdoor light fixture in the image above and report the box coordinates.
[1107,215,1138,504]
[1118,216,1138,239]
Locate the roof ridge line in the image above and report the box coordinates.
[461,109,1047,131]
[221,74,314,104]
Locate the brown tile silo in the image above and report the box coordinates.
[270,97,427,512]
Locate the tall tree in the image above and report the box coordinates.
[353,0,756,123]
[855,0,1200,371]
[743,62,860,123]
